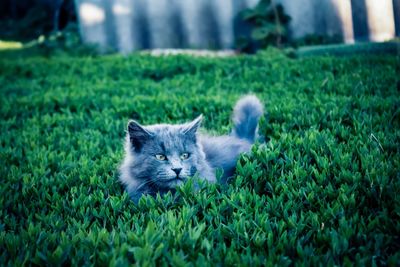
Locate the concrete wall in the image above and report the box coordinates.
[277,0,354,43]
[75,0,400,52]
[351,0,396,42]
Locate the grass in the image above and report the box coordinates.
[0,48,399,266]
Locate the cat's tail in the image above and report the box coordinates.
[232,95,263,142]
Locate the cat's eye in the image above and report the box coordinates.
[180,153,190,160]
[155,154,167,161]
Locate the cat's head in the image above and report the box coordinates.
[126,116,205,189]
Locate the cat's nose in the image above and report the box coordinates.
[171,168,182,175]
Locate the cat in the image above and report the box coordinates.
[119,95,263,203]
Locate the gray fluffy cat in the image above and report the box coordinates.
[119,95,263,203]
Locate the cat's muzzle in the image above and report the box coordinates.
[165,175,186,188]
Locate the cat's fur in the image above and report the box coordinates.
[119,95,263,203]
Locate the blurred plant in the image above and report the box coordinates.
[18,24,98,57]
[236,0,290,53]
[0,7,51,41]
[0,0,76,41]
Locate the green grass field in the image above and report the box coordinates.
[1,49,399,266]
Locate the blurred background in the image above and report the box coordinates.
[0,0,399,53]
[0,0,76,40]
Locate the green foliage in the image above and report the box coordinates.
[0,6,52,41]
[24,24,97,57]
[0,49,399,266]
[0,24,98,59]
[237,0,290,52]
[0,0,77,41]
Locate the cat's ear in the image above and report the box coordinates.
[127,120,152,151]
[183,115,202,140]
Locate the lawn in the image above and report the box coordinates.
[0,49,399,266]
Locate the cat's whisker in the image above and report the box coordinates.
[136,179,157,191]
